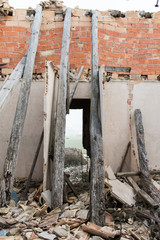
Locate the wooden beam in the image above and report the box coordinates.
[51,7,72,209]
[116,170,160,177]
[69,66,84,106]
[0,56,26,112]
[43,62,58,191]
[90,10,105,226]
[98,66,103,125]
[135,109,160,206]
[0,5,42,206]
[117,141,131,173]
[104,66,131,72]
[127,176,159,209]
[66,63,70,114]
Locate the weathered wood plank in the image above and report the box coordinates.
[0,5,42,206]
[43,62,58,191]
[127,176,158,208]
[135,109,160,206]
[116,170,160,177]
[104,66,131,72]
[69,66,84,106]
[0,56,26,112]
[98,66,103,125]
[90,10,105,226]
[51,7,72,209]
[66,63,70,114]
[117,141,131,173]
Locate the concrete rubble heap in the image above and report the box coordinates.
[0,168,159,239]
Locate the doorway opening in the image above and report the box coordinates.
[64,99,91,188]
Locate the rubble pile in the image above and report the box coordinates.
[40,0,64,9]
[0,166,160,240]
[0,0,13,16]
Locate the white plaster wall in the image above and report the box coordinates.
[132,81,160,170]
[0,81,45,180]
[102,81,130,173]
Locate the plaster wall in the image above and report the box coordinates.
[131,81,160,170]
[0,81,45,180]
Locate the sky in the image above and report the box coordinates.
[66,110,82,137]
[9,0,160,12]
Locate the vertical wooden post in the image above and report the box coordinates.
[135,109,160,205]
[0,5,42,206]
[51,8,72,209]
[90,10,105,226]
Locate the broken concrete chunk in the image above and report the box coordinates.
[7,227,20,236]
[52,226,68,237]
[0,207,10,215]
[63,209,78,218]
[76,209,89,220]
[89,237,104,240]
[38,231,57,240]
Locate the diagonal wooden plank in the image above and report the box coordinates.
[51,7,72,209]
[0,4,42,206]
[90,10,105,226]
[0,56,26,112]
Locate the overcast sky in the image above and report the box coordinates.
[9,0,160,12]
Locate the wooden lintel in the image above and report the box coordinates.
[51,7,72,209]
[104,66,131,73]
[90,10,105,226]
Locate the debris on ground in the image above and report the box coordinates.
[0,167,160,239]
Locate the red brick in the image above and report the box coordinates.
[0,26,12,31]
[5,31,19,37]
[120,53,133,59]
[80,37,91,43]
[12,26,26,32]
[54,28,63,33]
[6,42,18,47]
[0,21,5,25]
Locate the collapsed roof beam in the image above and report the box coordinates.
[51,7,72,209]
[0,4,42,206]
[90,10,105,226]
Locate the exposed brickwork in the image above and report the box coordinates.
[1,8,160,79]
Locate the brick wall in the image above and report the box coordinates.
[1,8,160,79]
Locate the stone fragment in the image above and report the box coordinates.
[38,231,57,240]
[76,209,89,220]
[7,227,20,236]
[52,226,68,238]
[63,209,78,218]
[0,207,9,215]
[89,237,104,240]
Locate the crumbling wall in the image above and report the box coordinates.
[1,8,160,79]
[1,7,160,179]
